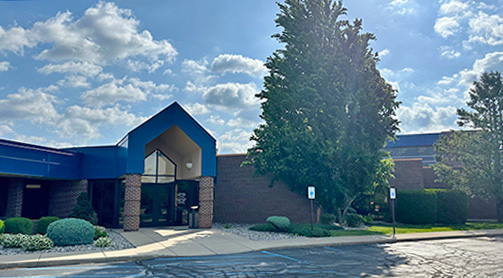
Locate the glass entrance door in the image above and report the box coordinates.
[140,183,175,227]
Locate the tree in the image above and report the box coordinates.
[246,0,399,224]
[433,71,503,222]
[70,192,99,225]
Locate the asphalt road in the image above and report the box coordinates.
[2,237,503,277]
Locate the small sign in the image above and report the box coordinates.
[308,186,315,199]
[390,188,396,200]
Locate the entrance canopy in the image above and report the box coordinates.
[0,102,216,180]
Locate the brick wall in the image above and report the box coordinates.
[123,174,141,231]
[6,178,23,217]
[199,176,214,228]
[214,154,312,224]
[390,159,424,190]
[49,179,88,218]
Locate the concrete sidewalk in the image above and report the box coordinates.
[1,227,503,269]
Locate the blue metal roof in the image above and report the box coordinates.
[0,102,216,179]
[385,133,442,148]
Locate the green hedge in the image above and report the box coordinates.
[5,217,33,235]
[396,190,437,224]
[433,190,468,224]
[47,218,94,246]
[266,216,291,232]
[0,219,4,234]
[37,216,60,235]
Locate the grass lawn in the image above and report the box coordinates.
[367,222,503,235]
[330,230,384,236]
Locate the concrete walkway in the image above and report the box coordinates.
[1,227,503,269]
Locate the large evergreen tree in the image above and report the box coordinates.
[433,71,503,221]
[246,0,399,222]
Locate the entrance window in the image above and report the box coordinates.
[142,150,176,183]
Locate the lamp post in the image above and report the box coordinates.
[308,185,315,231]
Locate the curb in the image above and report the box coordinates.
[1,230,502,270]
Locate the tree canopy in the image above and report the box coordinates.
[246,0,399,222]
[433,71,503,221]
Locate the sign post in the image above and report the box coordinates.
[390,187,396,238]
[308,185,315,231]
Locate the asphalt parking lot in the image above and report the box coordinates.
[2,237,503,277]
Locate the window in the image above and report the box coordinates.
[142,149,176,183]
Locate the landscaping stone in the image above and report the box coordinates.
[0,230,134,255]
[212,223,306,241]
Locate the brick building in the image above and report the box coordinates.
[0,106,496,229]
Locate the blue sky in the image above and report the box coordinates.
[0,0,502,154]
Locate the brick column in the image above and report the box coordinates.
[49,179,88,218]
[6,178,23,217]
[199,176,214,228]
[123,174,141,231]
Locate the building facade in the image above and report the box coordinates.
[0,106,497,228]
[0,102,216,230]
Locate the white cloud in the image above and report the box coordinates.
[217,129,253,154]
[227,117,258,128]
[211,54,267,77]
[203,82,260,109]
[184,81,208,93]
[380,67,415,92]
[468,12,503,46]
[57,75,91,88]
[0,87,59,123]
[38,61,102,77]
[379,49,390,57]
[0,2,177,68]
[183,103,210,115]
[439,0,469,15]
[0,61,11,72]
[0,124,14,136]
[388,0,416,15]
[440,48,461,59]
[81,77,176,107]
[126,59,164,73]
[207,115,225,125]
[182,59,209,76]
[57,105,146,140]
[397,102,458,133]
[434,16,460,37]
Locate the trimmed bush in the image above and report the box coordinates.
[266,216,291,231]
[94,236,113,247]
[4,217,33,235]
[47,218,95,246]
[396,190,438,224]
[0,233,28,248]
[70,192,98,225]
[249,222,277,232]
[362,215,374,224]
[435,190,469,224]
[0,219,4,234]
[37,216,60,235]
[94,226,107,240]
[346,213,363,227]
[21,235,54,251]
[288,225,331,237]
[320,213,337,225]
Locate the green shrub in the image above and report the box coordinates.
[94,236,113,247]
[266,216,291,231]
[0,219,4,234]
[249,222,277,232]
[396,190,437,224]
[0,233,28,248]
[4,217,33,235]
[362,215,374,224]
[47,218,95,246]
[21,235,54,251]
[37,216,60,235]
[94,226,107,240]
[346,213,363,227]
[320,213,338,225]
[70,192,98,225]
[288,225,331,237]
[435,190,468,224]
